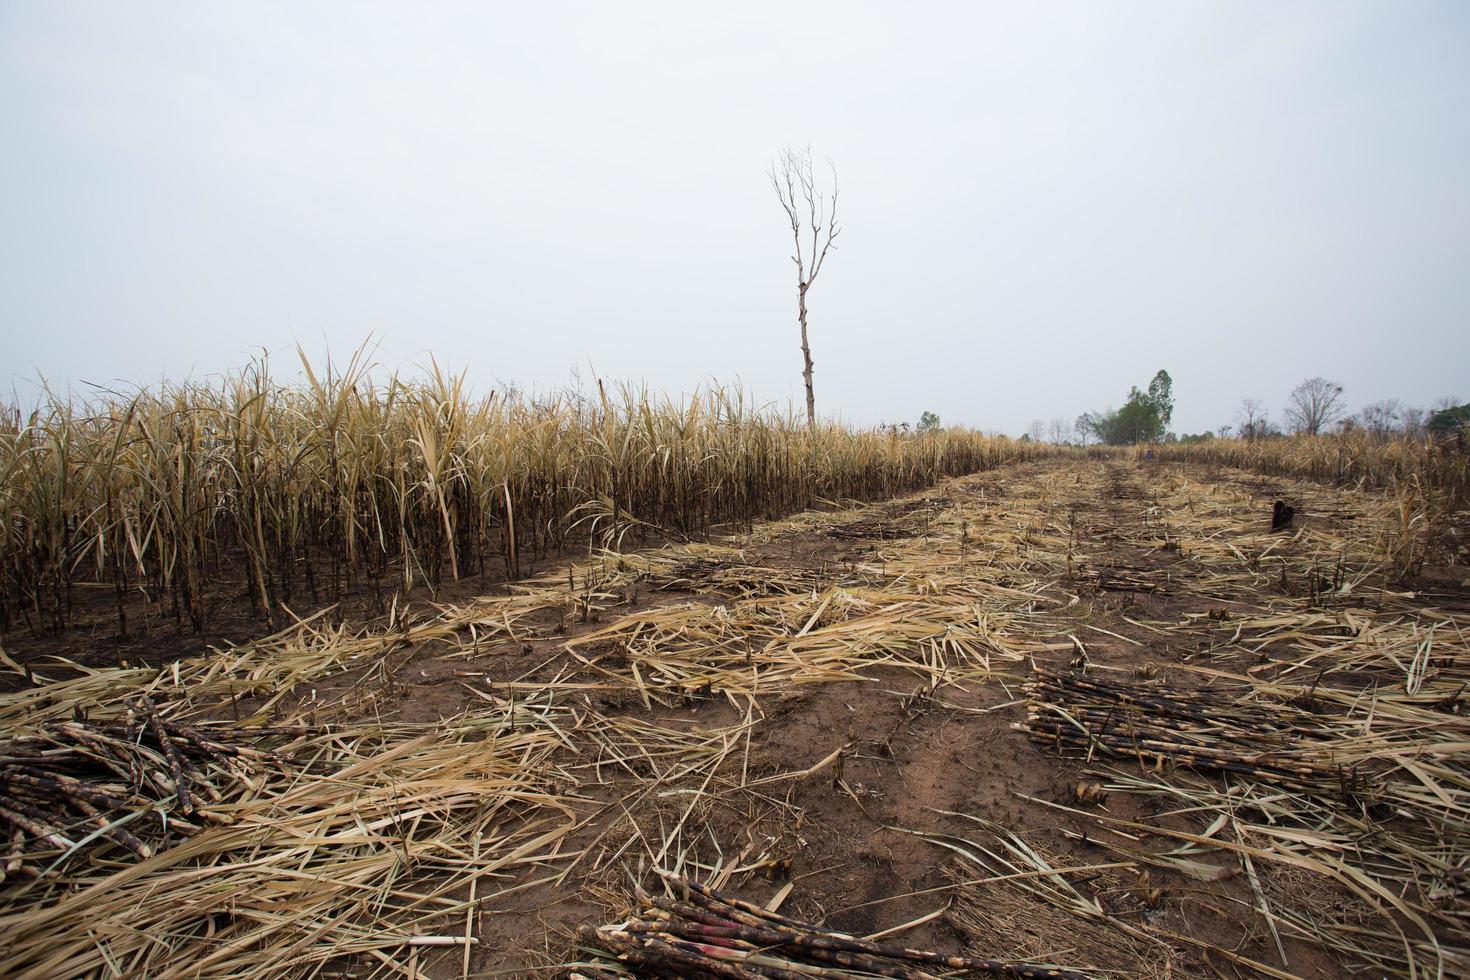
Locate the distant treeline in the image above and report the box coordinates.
[1026,371,1467,447]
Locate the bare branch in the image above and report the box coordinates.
[1283,377,1345,435]
[770,145,841,427]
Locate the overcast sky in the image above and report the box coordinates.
[2,2,1466,436]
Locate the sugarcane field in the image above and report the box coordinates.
[2,382,1468,978]
[6,5,1470,978]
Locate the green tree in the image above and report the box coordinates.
[1117,389,1157,443]
[1087,369,1174,445]
[916,411,941,433]
[1428,403,1470,435]
[1147,370,1173,430]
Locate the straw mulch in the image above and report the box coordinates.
[0,680,581,977]
[1022,462,1470,977]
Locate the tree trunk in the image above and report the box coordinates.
[798,283,815,426]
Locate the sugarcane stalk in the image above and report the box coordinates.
[1,767,132,809]
[168,725,242,769]
[647,896,742,930]
[662,871,824,932]
[651,934,825,980]
[1025,726,1332,785]
[668,874,1092,979]
[4,825,23,874]
[630,918,940,979]
[589,927,766,979]
[139,696,195,814]
[64,793,153,858]
[0,799,73,851]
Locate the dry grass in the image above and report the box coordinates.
[0,347,1054,638]
[0,698,582,978]
[1150,434,1469,578]
[1149,433,1468,506]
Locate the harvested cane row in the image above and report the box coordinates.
[0,699,582,979]
[572,871,1092,979]
[1042,464,1470,975]
[0,697,302,879]
[1020,668,1356,795]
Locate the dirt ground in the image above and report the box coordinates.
[3,457,1466,978]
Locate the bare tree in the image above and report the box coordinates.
[1400,406,1426,439]
[1284,377,1345,435]
[1358,398,1403,440]
[1073,413,1095,446]
[1431,395,1463,414]
[1026,419,1046,443]
[1236,398,1270,442]
[770,146,839,427]
[1048,417,1069,444]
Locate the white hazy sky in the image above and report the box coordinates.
[2,2,1467,435]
